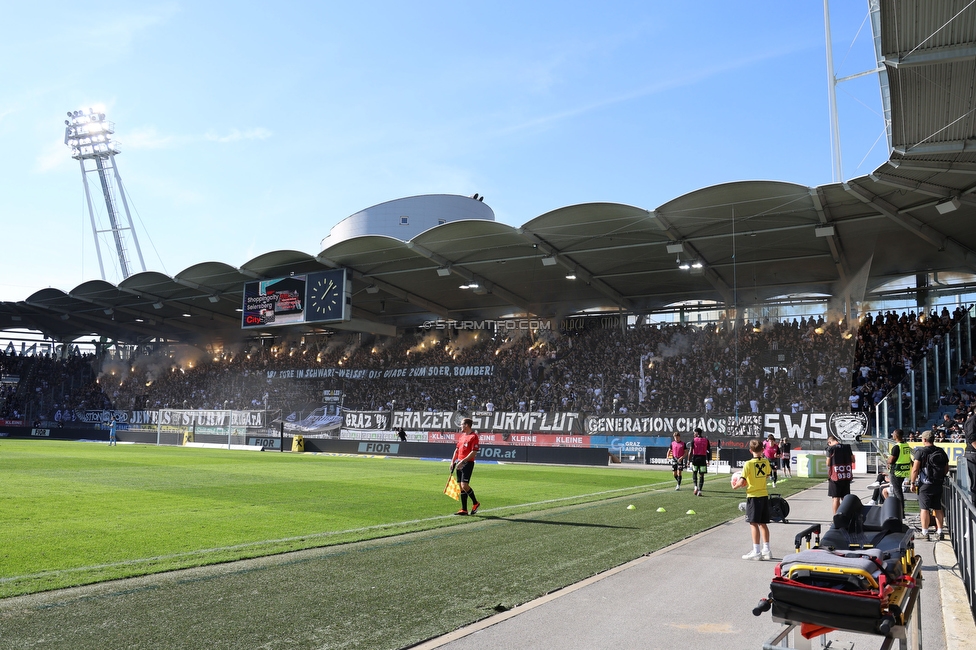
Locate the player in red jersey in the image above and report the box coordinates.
[451,418,481,515]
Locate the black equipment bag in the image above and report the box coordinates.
[769,494,790,523]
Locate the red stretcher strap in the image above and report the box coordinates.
[800,622,836,639]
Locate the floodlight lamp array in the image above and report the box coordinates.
[64,108,120,160]
[68,140,121,160]
[66,108,107,126]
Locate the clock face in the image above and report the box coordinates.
[307,271,345,322]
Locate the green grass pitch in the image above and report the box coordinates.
[0,440,821,648]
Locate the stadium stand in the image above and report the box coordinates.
[2,307,970,427]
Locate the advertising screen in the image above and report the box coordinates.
[242,269,347,329]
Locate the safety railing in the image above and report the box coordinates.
[947,473,976,624]
[875,306,974,437]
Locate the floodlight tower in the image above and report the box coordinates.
[64,107,146,281]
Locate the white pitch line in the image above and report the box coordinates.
[1,480,672,585]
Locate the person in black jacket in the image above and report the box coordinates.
[911,430,949,540]
[826,433,854,515]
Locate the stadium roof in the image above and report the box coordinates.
[3,0,976,345]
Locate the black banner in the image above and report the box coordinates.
[762,412,869,441]
[392,411,457,430]
[342,411,391,430]
[584,413,738,435]
[267,365,494,381]
[469,411,583,434]
[560,315,623,331]
[582,412,864,440]
[58,409,266,428]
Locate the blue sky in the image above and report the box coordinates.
[0,2,889,303]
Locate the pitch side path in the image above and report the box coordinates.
[0,477,968,649]
[419,478,963,650]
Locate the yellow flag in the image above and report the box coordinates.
[444,475,461,501]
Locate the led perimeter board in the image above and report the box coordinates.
[242,269,350,329]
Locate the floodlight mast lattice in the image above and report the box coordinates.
[822,0,891,182]
[64,108,146,281]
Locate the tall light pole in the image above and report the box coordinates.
[64,107,146,281]
[823,0,843,182]
[823,0,891,183]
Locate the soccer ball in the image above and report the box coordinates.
[731,472,743,489]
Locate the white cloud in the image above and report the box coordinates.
[495,45,803,138]
[204,128,273,144]
[122,126,272,150]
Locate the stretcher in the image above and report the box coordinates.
[753,494,922,648]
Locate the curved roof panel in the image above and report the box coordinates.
[2,0,974,343]
[176,262,248,292]
[241,251,322,278]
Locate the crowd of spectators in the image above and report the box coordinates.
[0,306,972,422]
[920,352,976,442]
[0,353,102,421]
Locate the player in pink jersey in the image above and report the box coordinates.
[689,427,711,496]
[762,434,781,488]
[667,432,688,491]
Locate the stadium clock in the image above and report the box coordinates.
[306,269,348,322]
